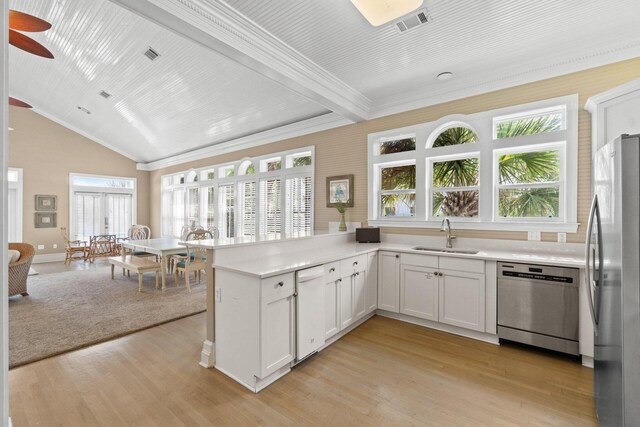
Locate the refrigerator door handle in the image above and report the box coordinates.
[585,195,598,333]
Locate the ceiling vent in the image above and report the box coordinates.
[394,8,429,33]
[99,90,112,99]
[144,47,160,61]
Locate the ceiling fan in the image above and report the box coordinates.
[8,10,54,108]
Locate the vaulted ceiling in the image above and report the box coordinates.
[9,0,640,167]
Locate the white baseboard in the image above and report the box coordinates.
[32,253,66,264]
[582,355,594,368]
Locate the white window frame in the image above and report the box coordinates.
[427,152,481,221]
[69,173,137,240]
[161,146,315,237]
[367,95,579,232]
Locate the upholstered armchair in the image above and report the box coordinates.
[8,242,35,297]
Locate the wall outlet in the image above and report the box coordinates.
[53,244,57,249]
[37,244,45,250]
[557,232,567,243]
[215,287,222,302]
[528,231,541,241]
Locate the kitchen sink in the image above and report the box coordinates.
[412,246,479,255]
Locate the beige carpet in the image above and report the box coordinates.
[8,267,206,368]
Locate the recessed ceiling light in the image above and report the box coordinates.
[437,72,453,81]
[351,0,424,26]
[77,106,91,114]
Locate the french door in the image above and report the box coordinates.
[73,192,133,241]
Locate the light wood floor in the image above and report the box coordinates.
[8,312,597,426]
[31,258,111,275]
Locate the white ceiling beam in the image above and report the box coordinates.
[109,0,372,122]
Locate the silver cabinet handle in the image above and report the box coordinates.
[355,272,360,276]
[395,254,399,258]
[329,268,335,273]
[353,261,358,266]
[277,281,284,287]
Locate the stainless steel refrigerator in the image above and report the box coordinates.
[587,133,640,426]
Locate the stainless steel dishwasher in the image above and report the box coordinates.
[497,262,580,355]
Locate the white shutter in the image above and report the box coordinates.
[204,186,216,230]
[161,191,173,237]
[239,181,257,236]
[187,187,200,224]
[286,175,312,234]
[172,188,185,237]
[260,178,281,235]
[218,184,235,238]
[106,193,133,237]
[74,192,101,241]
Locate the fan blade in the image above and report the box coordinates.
[9,10,52,32]
[9,30,54,59]
[9,97,32,108]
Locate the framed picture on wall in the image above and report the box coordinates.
[35,194,57,211]
[35,212,57,228]
[326,174,354,207]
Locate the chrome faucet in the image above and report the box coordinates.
[440,218,456,248]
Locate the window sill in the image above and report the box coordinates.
[367,219,579,233]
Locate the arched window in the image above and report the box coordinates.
[427,123,480,218]
[238,160,256,175]
[428,124,479,148]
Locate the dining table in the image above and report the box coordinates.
[119,237,186,290]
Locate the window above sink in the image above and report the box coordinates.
[367,95,579,233]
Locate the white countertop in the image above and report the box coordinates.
[212,241,586,278]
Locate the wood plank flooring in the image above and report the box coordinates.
[9,313,597,426]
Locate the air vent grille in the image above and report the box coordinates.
[394,8,430,34]
[99,90,112,99]
[144,47,160,61]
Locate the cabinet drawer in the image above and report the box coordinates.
[340,255,367,275]
[439,256,484,273]
[401,253,438,268]
[324,261,340,283]
[262,272,295,299]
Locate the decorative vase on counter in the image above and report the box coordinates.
[338,212,347,232]
[336,201,347,232]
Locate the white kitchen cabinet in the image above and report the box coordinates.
[378,251,400,312]
[438,269,485,332]
[324,262,341,340]
[339,255,367,329]
[261,287,296,378]
[400,264,438,321]
[394,254,486,333]
[365,252,378,314]
[215,270,296,391]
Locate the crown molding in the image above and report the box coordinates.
[371,40,640,119]
[110,0,371,121]
[137,112,352,171]
[585,77,640,113]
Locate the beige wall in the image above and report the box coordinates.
[8,107,150,255]
[150,58,640,244]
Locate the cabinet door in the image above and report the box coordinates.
[339,274,354,330]
[378,252,400,312]
[325,278,340,339]
[439,269,485,332]
[400,265,438,321]
[353,269,366,320]
[261,290,295,378]
[365,252,378,313]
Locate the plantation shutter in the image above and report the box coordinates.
[239,181,257,236]
[172,188,185,237]
[74,192,101,241]
[286,175,312,234]
[161,191,173,236]
[260,178,281,235]
[106,193,133,237]
[218,184,235,238]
